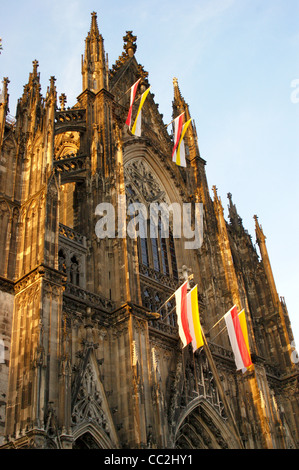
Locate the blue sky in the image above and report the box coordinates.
[1,0,299,347]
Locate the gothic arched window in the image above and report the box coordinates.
[124,159,179,282]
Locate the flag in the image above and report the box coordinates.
[126,78,141,127]
[224,306,252,372]
[172,113,191,167]
[131,86,151,137]
[175,280,193,347]
[186,285,204,352]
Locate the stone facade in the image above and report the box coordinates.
[0,12,298,449]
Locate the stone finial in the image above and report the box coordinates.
[227,193,243,229]
[0,77,9,105]
[46,76,56,100]
[90,11,100,36]
[212,185,218,200]
[254,215,266,243]
[32,60,39,76]
[49,76,56,89]
[123,31,137,57]
[59,93,67,111]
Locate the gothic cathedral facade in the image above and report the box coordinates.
[0,13,298,449]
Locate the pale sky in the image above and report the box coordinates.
[1,0,299,347]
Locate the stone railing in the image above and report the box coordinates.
[139,263,179,289]
[59,223,86,246]
[64,282,115,312]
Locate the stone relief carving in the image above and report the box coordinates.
[71,362,111,437]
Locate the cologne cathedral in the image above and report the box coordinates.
[0,12,298,449]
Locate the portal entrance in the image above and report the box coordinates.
[174,399,240,449]
[73,432,100,449]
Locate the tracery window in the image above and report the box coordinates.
[124,161,178,282]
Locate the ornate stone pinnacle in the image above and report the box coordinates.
[212,185,218,199]
[123,31,137,57]
[32,59,39,73]
[59,93,67,111]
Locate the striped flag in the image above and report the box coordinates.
[131,86,151,137]
[175,281,193,347]
[224,306,253,372]
[172,113,191,167]
[186,285,204,352]
[126,78,141,127]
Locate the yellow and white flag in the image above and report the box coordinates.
[172,113,191,167]
[186,285,204,352]
[131,87,151,137]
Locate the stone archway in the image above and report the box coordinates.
[72,422,117,449]
[174,398,241,449]
[73,432,100,449]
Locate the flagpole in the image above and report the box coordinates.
[116,88,145,105]
[160,305,176,323]
[156,274,194,314]
[206,315,226,335]
[209,324,227,343]
[206,305,238,336]
[206,307,246,343]
[165,111,185,129]
[201,328,244,449]
[164,117,176,129]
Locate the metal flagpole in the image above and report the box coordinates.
[205,305,237,336]
[115,87,144,105]
[164,111,185,129]
[209,324,228,343]
[201,328,244,449]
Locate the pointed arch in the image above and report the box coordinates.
[72,422,117,449]
[174,397,242,449]
[71,350,119,449]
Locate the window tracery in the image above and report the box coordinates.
[124,158,178,283]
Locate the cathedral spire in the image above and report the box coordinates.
[0,77,10,146]
[172,77,200,159]
[227,193,243,231]
[82,12,108,92]
[254,215,278,305]
[172,77,191,119]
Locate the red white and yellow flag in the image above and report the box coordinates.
[172,113,191,167]
[224,306,253,372]
[131,87,151,136]
[175,281,193,347]
[175,282,204,351]
[186,285,204,352]
[126,78,141,128]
